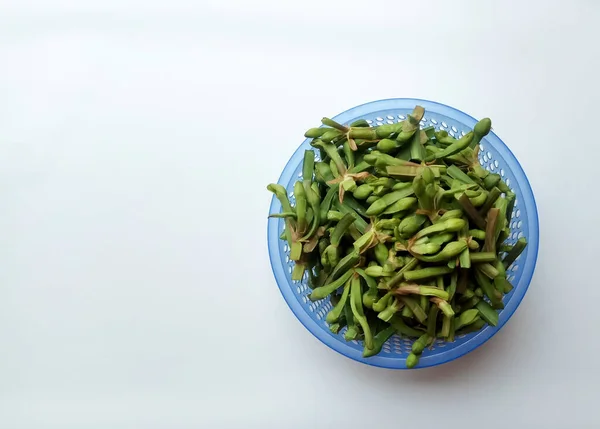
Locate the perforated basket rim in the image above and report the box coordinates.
[267,98,539,369]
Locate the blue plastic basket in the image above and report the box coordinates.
[267,98,539,369]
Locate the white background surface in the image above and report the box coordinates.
[0,1,599,428]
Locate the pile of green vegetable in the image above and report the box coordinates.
[267,106,527,368]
